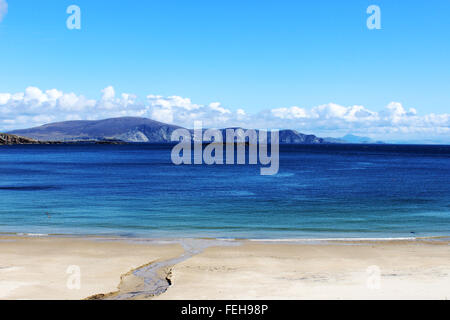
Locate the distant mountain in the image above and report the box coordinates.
[342,134,375,144]
[8,117,325,144]
[8,117,182,143]
[322,137,347,144]
[324,134,385,144]
[193,128,324,144]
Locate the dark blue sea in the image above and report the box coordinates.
[0,144,449,239]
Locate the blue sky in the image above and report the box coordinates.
[0,0,449,141]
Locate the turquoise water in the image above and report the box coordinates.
[0,144,449,239]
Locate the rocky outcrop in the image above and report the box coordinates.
[0,133,40,145]
[0,133,125,145]
[0,133,64,145]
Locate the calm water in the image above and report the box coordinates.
[0,144,449,239]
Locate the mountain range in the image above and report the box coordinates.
[7,117,325,144]
[323,134,385,144]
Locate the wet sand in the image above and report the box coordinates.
[1,235,449,300]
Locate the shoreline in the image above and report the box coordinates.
[1,234,449,300]
[2,231,450,242]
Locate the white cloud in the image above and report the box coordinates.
[0,93,11,105]
[0,0,7,22]
[0,86,449,142]
[271,106,307,119]
[209,102,231,114]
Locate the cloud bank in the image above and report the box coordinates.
[0,0,7,22]
[0,86,449,142]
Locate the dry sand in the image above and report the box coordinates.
[0,235,183,300]
[156,239,450,300]
[1,235,449,300]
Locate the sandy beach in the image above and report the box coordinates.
[157,239,450,300]
[0,235,449,300]
[0,235,184,300]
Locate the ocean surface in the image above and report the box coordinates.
[0,144,449,239]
